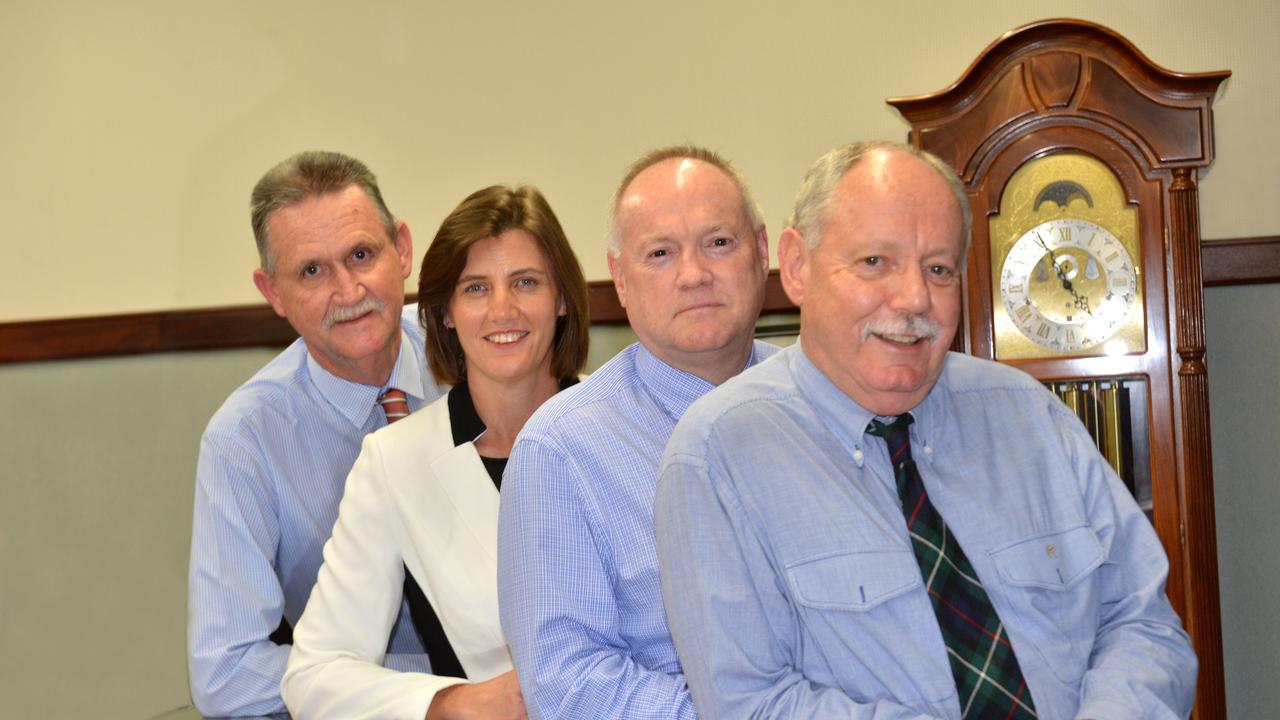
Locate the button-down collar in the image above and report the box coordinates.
[306,329,427,429]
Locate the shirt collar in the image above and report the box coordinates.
[636,342,766,423]
[789,339,947,467]
[306,329,426,429]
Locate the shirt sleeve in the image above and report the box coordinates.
[187,431,291,717]
[281,433,466,720]
[654,446,942,720]
[498,435,696,720]
[1058,410,1198,719]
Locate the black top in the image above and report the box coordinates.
[402,376,576,678]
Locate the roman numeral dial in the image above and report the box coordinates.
[999,218,1138,352]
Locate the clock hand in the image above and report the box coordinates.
[1036,233,1095,317]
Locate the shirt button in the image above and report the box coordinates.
[852,449,864,467]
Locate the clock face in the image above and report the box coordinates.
[1000,218,1137,352]
[988,152,1146,360]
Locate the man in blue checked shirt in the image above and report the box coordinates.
[187,151,444,717]
[654,141,1196,719]
[497,145,778,719]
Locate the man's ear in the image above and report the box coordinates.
[778,228,808,307]
[607,253,627,308]
[253,268,287,318]
[393,220,414,279]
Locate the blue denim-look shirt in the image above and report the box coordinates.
[655,342,1196,720]
[498,341,779,719]
[187,305,445,717]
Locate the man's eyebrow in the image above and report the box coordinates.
[288,256,323,272]
[633,234,675,249]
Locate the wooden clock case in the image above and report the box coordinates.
[888,19,1229,719]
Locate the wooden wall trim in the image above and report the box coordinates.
[4,239,1273,365]
[0,304,299,365]
[0,273,799,364]
[1201,235,1280,287]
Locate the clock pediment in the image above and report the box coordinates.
[889,19,1228,181]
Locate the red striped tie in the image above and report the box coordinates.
[377,388,409,424]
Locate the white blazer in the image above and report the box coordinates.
[282,389,510,720]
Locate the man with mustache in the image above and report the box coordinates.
[654,142,1197,719]
[497,145,775,718]
[187,151,444,717]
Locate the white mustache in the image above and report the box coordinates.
[323,298,383,329]
[862,315,940,343]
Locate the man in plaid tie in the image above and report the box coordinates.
[654,141,1197,719]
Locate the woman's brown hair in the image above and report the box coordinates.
[418,185,589,385]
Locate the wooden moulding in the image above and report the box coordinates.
[0,271,802,365]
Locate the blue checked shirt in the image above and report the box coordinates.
[654,342,1197,720]
[498,340,779,719]
[187,305,445,717]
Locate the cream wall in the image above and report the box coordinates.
[1,2,1277,719]
[1,0,1276,323]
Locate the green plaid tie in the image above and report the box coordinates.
[867,414,1037,719]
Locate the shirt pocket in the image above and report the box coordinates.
[788,549,920,611]
[785,550,955,706]
[989,524,1105,684]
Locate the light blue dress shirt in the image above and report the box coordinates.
[655,342,1197,720]
[188,305,445,717]
[498,340,779,719]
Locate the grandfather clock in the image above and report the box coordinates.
[888,19,1228,719]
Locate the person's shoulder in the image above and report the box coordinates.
[349,392,456,489]
[936,352,1069,428]
[680,345,799,434]
[941,351,1046,394]
[202,338,312,442]
[523,345,644,430]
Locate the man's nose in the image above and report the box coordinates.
[333,265,365,302]
[676,250,712,289]
[889,267,931,314]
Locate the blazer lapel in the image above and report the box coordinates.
[430,444,501,560]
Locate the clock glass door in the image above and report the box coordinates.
[989,152,1146,361]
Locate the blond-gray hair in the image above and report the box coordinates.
[786,141,971,264]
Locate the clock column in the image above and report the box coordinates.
[1169,166,1224,715]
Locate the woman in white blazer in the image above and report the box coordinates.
[282,185,590,720]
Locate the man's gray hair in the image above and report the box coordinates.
[250,150,397,274]
[606,145,764,257]
[785,141,972,262]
